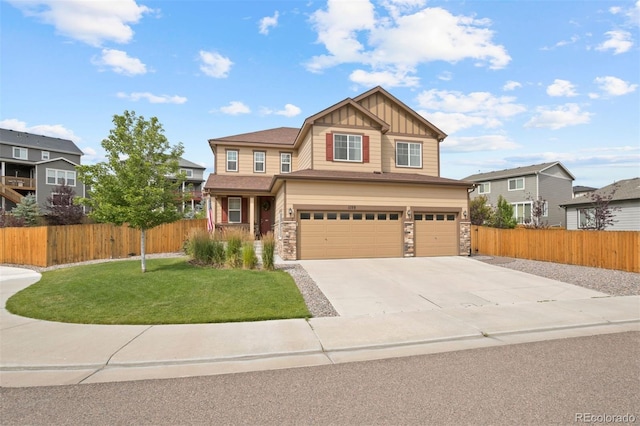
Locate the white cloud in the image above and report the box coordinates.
[259,11,279,35]
[503,80,522,91]
[6,0,152,47]
[261,104,302,117]
[416,89,526,134]
[596,30,633,54]
[437,71,453,81]
[92,49,147,75]
[307,1,510,85]
[593,76,638,96]
[524,104,593,130]
[546,79,578,97]
[441,134,520,153]
[0,118,80,141]
[218,101,251,115]
[349,69,420,87]
[541,35,579,50]
[198,50,233,78]
[116,92,187,104]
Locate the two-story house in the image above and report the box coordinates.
[204,86,474,260]
[175,158,206,213]
[464,162,575,227]
[0,128,86,212]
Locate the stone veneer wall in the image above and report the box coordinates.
[459,222,471,255]
[277,220,298,260]
[403,221,414,257]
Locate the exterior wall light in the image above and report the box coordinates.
[288,207,293,216]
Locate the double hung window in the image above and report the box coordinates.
[396,142,421,168]
[334,134,362,162]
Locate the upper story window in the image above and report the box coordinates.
[254,151,266,173]
[396,141,421,168]
[13,147,27,160]
[41,151,50,160]
[46,169,76,186]
[334,134,362,162]
[508,177,525,191]
[280,152,291,173]
[478,182,491,194]
[226,150,238,172]
[180,168,193,178]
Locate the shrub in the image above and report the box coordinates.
[242,242,258,269]
[12,194,40,226]
[0,210,25,228]
[262,232,276,270]
[489,195,517,229]
[184,229,226,267]
[224,228,246,269]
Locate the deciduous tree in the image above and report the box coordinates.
[44,184,84,225]
[76,111,185,272]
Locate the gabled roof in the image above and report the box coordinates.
[36,157,80,167]
[209,127,298,148]
[573,185,596,193]
[205,175,273,193]
[178,158,205,169]
[0,128,83,156]
[560,177,640,206]
[354,86,447,141]
[463,161,575,181]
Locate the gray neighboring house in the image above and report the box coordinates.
[0,128,86,212]
[175,158,206,212]
[464,162,575,227]
[560,177,640,231]
[573,185,596,198]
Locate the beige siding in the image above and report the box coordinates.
[380,134,439,176]
[215,147,295,176]
[297,132,313,171]
[311,125,382,172]
[314,104,380,128]
[285,180,467,213]
[357,92,435,136]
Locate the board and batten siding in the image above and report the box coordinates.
[356,92,436,137]
[284,180,468,213]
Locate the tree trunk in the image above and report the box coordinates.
[141,228,147,273]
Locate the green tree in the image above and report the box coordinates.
[76,111,185,272]
[490,195,517,229]
[12,194,40,226]
[469,195,493,225]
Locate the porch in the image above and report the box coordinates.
[212,195,276,240]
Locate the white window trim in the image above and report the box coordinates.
[41,151,50,160]
[333,134,362,162]
[228,197,242,223]
[46,168,76,187]
[254,151,266,173]
[508,177,525,191]
[226,150,238,172]
[511,201,532,224]
[180,168,193,178]
[478,182,491,194]
[395,141,422,168]
[542,201,549,217]
[578,208,595,229]
[280,152,292,173]
[13,147,27,160]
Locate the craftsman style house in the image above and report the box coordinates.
[0,128,86,211]
[205,87,474,260]
[464,162,575,227]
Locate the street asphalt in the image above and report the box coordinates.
[1,257,638,388]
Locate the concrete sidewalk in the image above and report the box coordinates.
[1,264,638,388]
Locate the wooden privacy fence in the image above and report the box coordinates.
[0,219,208,267]
[471,226,640,273]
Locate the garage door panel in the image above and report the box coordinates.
[299,211,402,260]
[415,213,458,257]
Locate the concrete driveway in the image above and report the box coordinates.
[298,257,608,317]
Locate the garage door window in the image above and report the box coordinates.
[353,213,362,220]
[314,213,324,220]
[327,213,337,220]
[366,213,375,220]
[301,213,311,220]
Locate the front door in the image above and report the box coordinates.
[259,197,273,235]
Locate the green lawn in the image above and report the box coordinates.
[6,258,311,325]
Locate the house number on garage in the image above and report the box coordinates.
[347,205,357,210]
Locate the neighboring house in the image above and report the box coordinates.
[560,177,640,231]
[572,185,596,198]
[464,162,575,227]
[204,86,474,260]
[174,158,206,212]
[0,128,86,212]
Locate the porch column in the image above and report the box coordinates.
[249,196,255,239]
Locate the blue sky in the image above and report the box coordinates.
[1,0,638,188]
